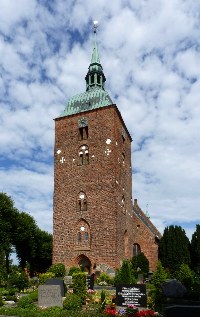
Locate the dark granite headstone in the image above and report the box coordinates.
[38,285,63,307]
[116,284,147,308]
[45,278,65,297]
[161,280,187,298]
[164,305,200,317]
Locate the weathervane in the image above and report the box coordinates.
[93,20,98,33]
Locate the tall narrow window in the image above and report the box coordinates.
[77,232,81,242]
[77,192,87,211]
[79,126,88,140]
[122,152,125,165]
[79,145,89,165]
[133,243,141,256]
[122,195,125,214]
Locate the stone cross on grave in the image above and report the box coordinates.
[60,157,65,164]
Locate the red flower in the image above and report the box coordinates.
[103,307,117,316]
[135,309,155,317]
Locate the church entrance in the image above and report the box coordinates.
[76,254,91,273]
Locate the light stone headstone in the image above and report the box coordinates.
[38,285,63,308]
[64,275,73,285]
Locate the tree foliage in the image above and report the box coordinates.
[48,263,65,278]
[151,260,168,288]
[131,252,149,276]
[190,224,200,274]
[0,193,18,273]
[0,193,52,275]
[175,263,194,290]
[158,225,191,273]
[114,260,136,285]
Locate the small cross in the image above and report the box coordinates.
[60,157,65,164]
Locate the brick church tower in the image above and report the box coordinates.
[53,25,160,273]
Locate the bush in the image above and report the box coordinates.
[131,252,149,276]
[63,293,82,311]
[68,266,81,276]
[114,260,136,285]
[151,261,168,288]
[97,272,113,285]
[48,263,66,278]
[175,263,194,290]
[72,272,87,304]
[17,295,34,308]
[150,261,169,313]
[28,290,38,302]
[39,272,55,285]
[7,270,30,292]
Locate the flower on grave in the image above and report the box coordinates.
[117,309,126,315]
[99,281,108,286]
[125,304,139,316]
[135,309,158,317]
[103,306,117,316]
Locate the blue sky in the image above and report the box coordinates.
[0,0,200,241]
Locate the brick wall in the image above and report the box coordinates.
[53,104,160,272]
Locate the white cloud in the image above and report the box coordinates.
[0,0,200,241]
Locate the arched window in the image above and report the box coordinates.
[133,243,141,257]
[79,145,89,165]
[75,219,91,250]
[77,192,87,211]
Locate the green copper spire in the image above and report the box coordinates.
[60,21,112,117]
[91,27,100,64]
[85,21,106,91]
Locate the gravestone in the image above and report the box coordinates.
[38,285,63,308]
[116,284,147,308]
[45,278,65,297]
[161,279,187,298]
[164,305,200,317]
[64,275,73,286]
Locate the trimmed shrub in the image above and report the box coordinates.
[28,290,38,302]
[97,272,113,285]
[72,272,87,304]
[48,263,66,278]
[68,266,81,276]
[17,295,34,308]
[39,272,55,285]
[63,293,82,311]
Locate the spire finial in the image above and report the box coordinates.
[93,20,98,33]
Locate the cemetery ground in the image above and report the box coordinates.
[0,261,200,317]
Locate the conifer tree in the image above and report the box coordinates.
[158,225,190,273]
[191,224,200,274]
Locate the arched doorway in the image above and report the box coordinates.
[76,254,91,274]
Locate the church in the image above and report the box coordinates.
[53,25,161,274]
